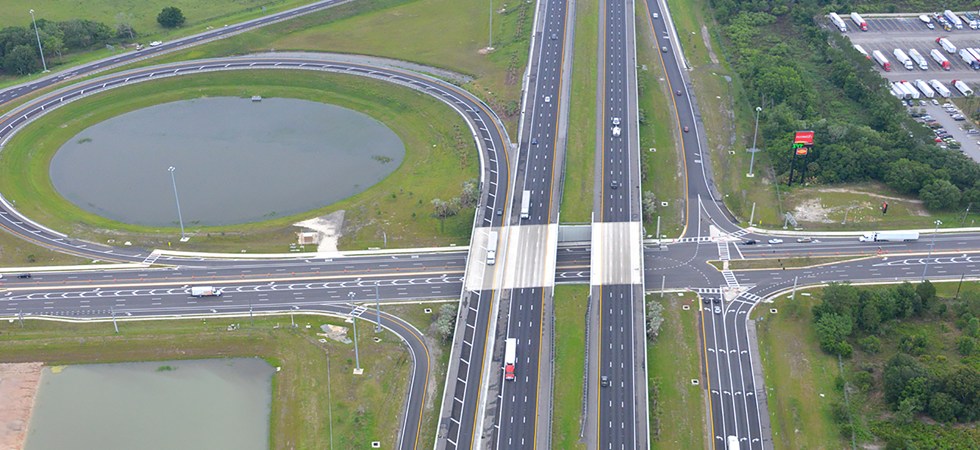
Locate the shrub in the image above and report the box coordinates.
[859,335,882,354]
[157,6,185,28]
[957,336,977,357]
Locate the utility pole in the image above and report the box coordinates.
[349,291,361,373]
[791,276,798,300]
[487,0,494,51]
[111,307,119,333]
[921,220,942,282]
[248,298,254,326]
[747,106,762,177]
[29,9,47,72]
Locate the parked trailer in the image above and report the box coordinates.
[938,37,957,54]
[892,82,910,99]
[930,79,952,98]
[930,49,951,70]
[893,49,914,70]
[504,338,517,381]
[859,231,920,242]
[829,12,847,32]
[889,87,901,99]
[854,44,870,59]
[872,50,891,71]
[920,14,933,24]
[959,48,980,70]
[954,79,974,96]
[897,81,916,99]
[901,81,920,99]
[945,10,964,29]
[914,79,936,98]
[969,48,980,65]
[908,49,928,70]
[850,12,868,31]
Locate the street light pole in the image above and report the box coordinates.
[168,166,187,242]
[375,281,382,333]
[29,9,47,72]
[349,291,361,373]
[747,106,762,177]
[488,0,494,51]
[921,220,942,282]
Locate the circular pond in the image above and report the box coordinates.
[49,97,405,226]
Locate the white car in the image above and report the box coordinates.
[612,117,621,126]
[653,12,659,19]
[612,126,621,137]
[544,96,551,103]
[796,237,813,243]
[768,238,783,244]
[713,306,722,314]
[149,41,162,47]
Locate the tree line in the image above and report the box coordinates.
[0,7,185,77]
[712,0,980,210]
[809,282,980,425]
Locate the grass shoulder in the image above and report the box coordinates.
[0,312,428,449]
[0,70,477,252]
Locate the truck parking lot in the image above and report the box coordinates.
[836,13,980,95]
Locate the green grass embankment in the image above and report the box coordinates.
[0,70,477,252]
[0,311,432,449]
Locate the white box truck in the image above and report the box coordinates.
[190,286,221,297]
[859,231,920,242]
[829,12,847,32]
[504,338,517,381]
[520,190,531,219]
[938,37,957,54]
[954,79,974,96]
[486,231,498,265]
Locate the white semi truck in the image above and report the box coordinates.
[908,48,928,70]
[859,231,920,242]
[893,48,914,70]
[829,12,847,32]
[504,338,517,381]
[190,286,221,297]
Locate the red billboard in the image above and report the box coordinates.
[794,131,814,145]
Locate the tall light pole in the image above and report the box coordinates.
[488,1,494,51]
[168,167,187,242]
[921,220,942,281]
[374,281,382,333]
[348,291,361,373]
[29,9,47,72]
[747,106,762,177]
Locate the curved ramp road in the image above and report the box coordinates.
[0,55,510,266]
[0,0,356,104]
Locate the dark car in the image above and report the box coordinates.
[683,126,689,132]
[713,298,720,304]
[17,273,31,279]
[601,375,610,387]
[675,90,682,96]
[741,239,757,245]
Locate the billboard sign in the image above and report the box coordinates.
[794,131,814,145]
[794,143,808,156]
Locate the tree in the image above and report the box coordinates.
[916,280,937,315]
[433,304,457,341]
[883,353,933,407]
[965,317,980,338]
[884,158,934,194]
[928,392,962,423]
[858,335,882,354]
[115,12,137,40]
[895,397,922,423]
[815,312,852,354]
[919,179,961,210]
[942,366,980,421]
[2,45,39,75]
[859,302,881,333]
[956,336,976,356]
[157,6,186,28]
[647,301,665,341]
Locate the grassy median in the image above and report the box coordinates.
[558,0,598,224]
[0,312,423,449]
[648,293,705,449]
[637,0,685,237]
[551,285,588,449]
[0,70,478,253]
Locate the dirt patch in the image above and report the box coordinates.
[792,198,838,223]
[701,25,718,65]
[817,187,923,205]
[0,362,43,450]
[294,210,345,253]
